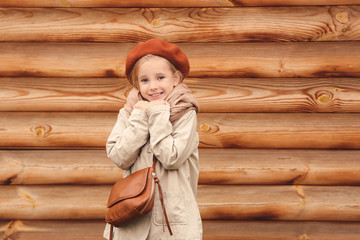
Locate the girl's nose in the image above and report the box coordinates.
[149,80,158,90]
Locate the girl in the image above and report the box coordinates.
[103,39,202,240]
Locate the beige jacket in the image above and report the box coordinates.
[103,105,202,240]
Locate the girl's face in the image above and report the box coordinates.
[137,56,180,101]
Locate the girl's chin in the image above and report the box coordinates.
[150,96,162,100]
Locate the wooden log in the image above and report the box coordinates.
[1,42,360,78]
[197,113,360,149]
[0,185,108,219]
[190,78,360,113]
[198,149,360,185]
[0,150,122,185]
[198,185,360,221]
[0,77,131,112]
[1,220,360,240]
[0,7,359,42]
[0,185,360,221]
[1,112,360,149]
[1,149,360,185]
[0,220,105,240]
[203,220,360,240]
[1,0,360,7]
[2,0,360,8]
[0,43,125,78]
[0,112,115,149]
[2,77,360,113]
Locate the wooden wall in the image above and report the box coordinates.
[1,0,360,239]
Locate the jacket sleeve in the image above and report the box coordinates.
[147,105,198,170]
[106,108,149,170]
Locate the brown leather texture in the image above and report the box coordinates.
[106,165,156,227]
[106,158,173,239]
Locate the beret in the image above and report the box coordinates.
[125,38,190,81]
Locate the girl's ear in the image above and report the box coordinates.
[173,71,181,86]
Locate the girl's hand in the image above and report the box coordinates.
[149,99,168,107]
[134,100,150,110]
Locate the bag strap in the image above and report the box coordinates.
[109,225,113,240]
[152,156,157,168]
[153,156,173,235]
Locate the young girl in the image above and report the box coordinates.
[103,39,202,240]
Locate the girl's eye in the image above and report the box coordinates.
[140,78,148,83]
[158,76,165,80]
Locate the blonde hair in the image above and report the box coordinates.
[128,54,183,89]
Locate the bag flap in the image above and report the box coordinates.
[107,167,149,208]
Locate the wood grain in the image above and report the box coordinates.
[198,149,360,185]
[0,7,359,42]
[1,220,360,240]
[1,149,360,185]
[1,77,360,113]
[1,112,360,149]
[0,77,131,112]
[197,113,360,149]
[203,220,360,240]
[0,185,359,221]
[1,0,360,7]
[0,43,127,78]
[197,185,360,221]
[189,78,360,113]
[1,42,360,78]
[0,150,122,185]
[0,112,115,149]
[0,220,105,240]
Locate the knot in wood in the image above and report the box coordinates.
[315,90,333,104]
[199,123,219,133]
[151,18,160,26]
[299,234,310,240]
[19,189,38,209]
[335,12,350,24]
[333,88,344,92]
[31,124,52,138]
[4,220,22,239]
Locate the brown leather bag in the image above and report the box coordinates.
[106,157,172,240]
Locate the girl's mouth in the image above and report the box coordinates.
[149,92,163,98]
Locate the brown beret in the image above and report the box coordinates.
[125,38,189,81]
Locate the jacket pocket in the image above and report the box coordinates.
[154,191,188,225]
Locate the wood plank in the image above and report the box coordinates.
[0,150,121,185]
[0,77,131,112]
[1,220,360,240]
[0,185,359,221]
[198,185,360,221]
[0,220,105,240]
[1,0,360,7]
[1,77,360,113]
[1,149,360,185]
[190,78,360,113]
[1,112,360,149]
[198,149,360,185]
[0,112,115,149]
[1,42,359,78]
[202,220,360,240]
[0,7,359,42]
[197,113,360,149]
[0,43,126,78]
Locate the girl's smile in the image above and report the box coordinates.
[148,92,163,99]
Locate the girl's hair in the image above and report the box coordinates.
[128,54,183,89]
